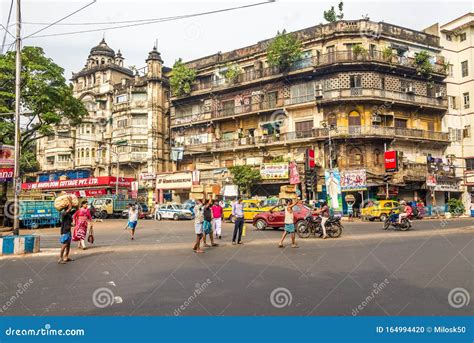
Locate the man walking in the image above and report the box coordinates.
[278,199,300,248]
[202,199,218,247]
[193,199,205,253]
[127,203,138,240]
[232,198,244,245]
[211,200,223,239]
[58,202,74,264]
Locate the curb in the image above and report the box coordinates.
[0,235,41,255]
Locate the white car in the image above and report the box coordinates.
[156,204,194,221]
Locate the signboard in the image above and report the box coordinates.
[22,176,135,191]
[70,189,107,197]
[384,151,398,172]
[156,172,192,190]
[131,181,139,199]
[434,177,459,192]
[0,167,14,182]
[426,174,437,187]
[0,145,14,166]
[223,185,238,197]
[324,168,343,211]
[305,149,315,170]
[340,169,367,191]
[260,163,289,180]
[289,161,300,184]
[139,173,156,181]
[192,170,200,185]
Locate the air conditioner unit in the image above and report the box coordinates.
[435,92,443,98]
[372,115,382,123]
[315,84,323,98]
[406,85,414,93]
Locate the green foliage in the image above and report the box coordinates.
[229,165,262,197]
[324,1,344,23]
[447,198,464,216]
[352,44,367,56]
[266,30,303,71]
[20,146,40,173]
[221,63,242,84]
[169,59,196,97]
[414,51,434,79]
[382,47,394,60]
[0,46,87,155]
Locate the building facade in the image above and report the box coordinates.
[36,40,170,203]
[168,20,451,210]
[425,13,474,214]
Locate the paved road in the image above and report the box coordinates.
[0,218,472,316]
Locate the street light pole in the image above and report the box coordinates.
[115,147,119,197]
[12,0,22,235]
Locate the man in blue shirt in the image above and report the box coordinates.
[231,198,244,245]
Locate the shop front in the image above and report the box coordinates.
[156,172,192,204]
[252,162,291,197]
[21,176,136,198]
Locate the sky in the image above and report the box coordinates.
[1,0,473,79]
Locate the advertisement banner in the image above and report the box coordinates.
[426,174,437,187]
[192,170,200,185]
[384,151,398,172]
[289,161,300,184]
[22,177,135,191]
[139,173,156,181]
[0,145,14,166]
[260,163,289,180]
[156,172,192,190]
[325,168,343,211]
[340,169,367,191]
[0,167,14,182]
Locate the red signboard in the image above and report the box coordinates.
[384,151,398,172]
[305,149,315,169]
[68,189,108,197]
[0,167,14,181]
[22,176,136,191]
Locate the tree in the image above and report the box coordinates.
[229,165,261,197]
[0,46,87,173]
[266,30,303,71]
[220,63,242,84]
[169,59,196,97]
[324,1,344,23]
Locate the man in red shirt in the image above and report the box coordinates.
[211,200,223,239]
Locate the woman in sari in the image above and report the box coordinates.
[73,200,93,250]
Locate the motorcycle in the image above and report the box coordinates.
[296,214,343,239]
[383,211,412,231]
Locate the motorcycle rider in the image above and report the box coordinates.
[315,200,329,239]
[398,200,413,224]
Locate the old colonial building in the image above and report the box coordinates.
[36,40,170,202]
[168,20,451,209]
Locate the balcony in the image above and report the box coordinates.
[116,152,148,163]
[173,49,446,99]
[171,98,285,127]
[42,161,74,171]
[177,126,449,155]
[112,127,148,138]
[321,88,447,109]
[46,139,74,150]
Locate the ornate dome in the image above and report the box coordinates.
[89,38,115,58]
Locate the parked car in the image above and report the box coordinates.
[361,200,400,222]
[222,199,274,222]
[121,203,151,220]
[156,203,194,221]
[252,204,313,230]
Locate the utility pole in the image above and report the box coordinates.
[13,0,21,235]
[115,146,119,197]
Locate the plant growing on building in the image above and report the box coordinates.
[382,47,394,61]
[414,51,434,80]
[323,1,344,23]
[221,63,242,84]
[229,165,262,197]
[447,198,464,216]
[169,59,197,97]
[266,30,303,72]
[0,46,87,172]
[352,44,367,58]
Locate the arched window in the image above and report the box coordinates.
[348,110,361,134]
[374,149,381,166]
[101,58,105,65]
[91,148,96,158]
[349,147,363,166]
[81,148,85,158]
[86,148,90,158]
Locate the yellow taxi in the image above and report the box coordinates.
[223,199,274,222]
[361,200,400,222]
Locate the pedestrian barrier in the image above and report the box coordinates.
[0,235,40,255]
